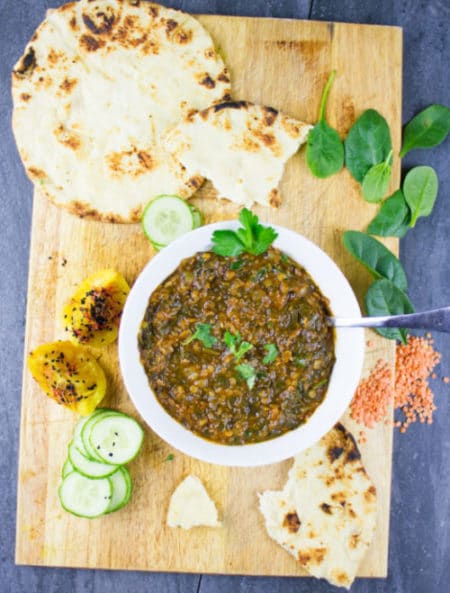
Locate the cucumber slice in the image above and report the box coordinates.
[89,414,144,465]
[68,440,118,478]
[189,204,203,229]
[106,467,132,513]
[81,409,120,461]
[59,471,112,518]
[142,195,194,246]
[62,458,74,478]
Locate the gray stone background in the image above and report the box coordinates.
[0,1,449,592]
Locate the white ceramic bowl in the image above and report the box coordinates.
[119,221,364,467]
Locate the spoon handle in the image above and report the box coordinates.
[332,306,450,333]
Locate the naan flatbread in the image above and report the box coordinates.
[12,0,230,222]
[164,100,311,208]
[258,424,377,589]
[167,475,221,529]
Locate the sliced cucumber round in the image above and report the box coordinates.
[189,204,203,229]
[106,467,132,513]
[142,195,194,246]
[81,409,121,461]
[88,413,144,465]
[59,471,112,518]
[68,440,118,478]
[61,458,74,478]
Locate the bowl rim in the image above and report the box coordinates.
[118,221,365,467]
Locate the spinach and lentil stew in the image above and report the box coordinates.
[138,247,335,445]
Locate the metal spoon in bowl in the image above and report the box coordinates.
[329,306,450,333]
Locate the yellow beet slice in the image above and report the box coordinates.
[63,269,130,347]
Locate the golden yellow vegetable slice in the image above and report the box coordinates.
[28,341,106,415]
[63,269,130,347]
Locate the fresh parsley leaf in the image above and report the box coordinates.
[224,331,252,360]
[211,230,245,256]
[235,363,256,389]
[211,208,278,257]
[164,453,174,462]
[184,323,217,347]
[235,341,253,361]
[223,330,241,353]
[263,343,279,364]
[251,225,279,255]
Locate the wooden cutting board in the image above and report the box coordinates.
[16,15,402,578]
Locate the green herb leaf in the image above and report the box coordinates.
[224,331,252,360]
[235,341,253,360]
[367,190,411,238]
[295,357,307,367]
[212,208,277,257]
[306,121,344,178]
[230,259,243,270]
[400,104,450,157]
[235,363,256,389]
[164,453,174,462]
[343,230,407,291]
[211,230,245,257]
[184,323,217,347]
[306,70,344,179]
[365,279,415,343]
[223,330,241,353]
[361,150,393,203]
[403,165,439,227]
[263,343,279,364]
[345,109,392,183]
[251,225,279,256]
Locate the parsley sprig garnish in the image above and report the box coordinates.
[183,323,217,347]
[235,363,256,389]
[212,208,278,257]
[263,343,279,364]
[224,331,253,361]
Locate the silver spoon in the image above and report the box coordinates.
[329,306,450,333]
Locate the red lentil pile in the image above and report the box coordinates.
[350,334,446,433]
[394,335,441,432]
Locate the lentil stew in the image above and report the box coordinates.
[138,247,335,445]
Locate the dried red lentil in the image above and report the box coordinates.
[350,360,393,428]
[350,334,444,433]
[394,335,440,432]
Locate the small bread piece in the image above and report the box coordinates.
[12,0,230,222]
[164,101,312,208]
[258,424,377,589]
[167,475,221,529]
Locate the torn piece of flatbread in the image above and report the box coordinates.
[258,423,377,589]
[164,100,312,208]
[12,0,230,222]
[167,475,221,529]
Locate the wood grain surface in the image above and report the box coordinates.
[15,15,402,577]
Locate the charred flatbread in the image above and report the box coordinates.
[12,0,230,222]
[164,100,311,208]
[258,424,377,589]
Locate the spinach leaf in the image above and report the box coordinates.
[400,104,450,157]
[403,166,439,227]
[345,109,392,182]
[365,279,415,343]
[361,149,393,203]
[306,70,344,178]
[343,230,407,290]
[367,190,411,238]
